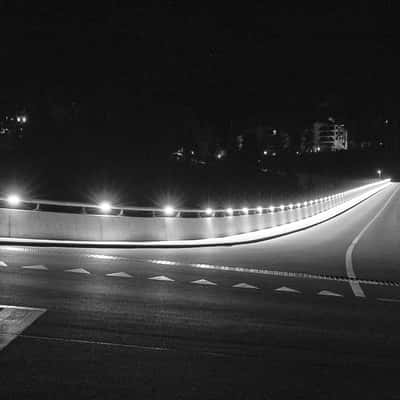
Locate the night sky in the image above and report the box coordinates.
[0,2,399,139]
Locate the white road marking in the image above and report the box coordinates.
[377,298,400,303]
[106,272,133,278]
[0,305,46,351]
[318,290,343,297]
[232,283,259,289]
[191,279,217,286]
[345,185,400,298]
[21,265,48,270]
[275,286,300,293]
[148,275,174,281]
[88,254,125,260]
[64,268,91,274]
[0,261,7,267]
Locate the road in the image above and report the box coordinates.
[1,182,400,399]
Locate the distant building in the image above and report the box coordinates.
[308,118,348,152]
[0,111,28,149]
[243,125,290,156]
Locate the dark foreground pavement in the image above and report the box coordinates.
[1,183,400,399]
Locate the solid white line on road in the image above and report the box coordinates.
[318,290,343,297]
[0,261,7,267]
[64,268,91,274]
[377,298,400,303]
[21,265,48,270]
[106,272,133,278]
[275,286,300,293]
[88,254,127,261]
[148,275,174,281]
[232,283,259,289]
[345,185,400,298]
[191,279,217,286]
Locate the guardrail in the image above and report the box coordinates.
[0,179,392,246]
[0,179,390,219]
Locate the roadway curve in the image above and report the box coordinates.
[1,182,400,399]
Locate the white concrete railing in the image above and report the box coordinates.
[0,179,391,247]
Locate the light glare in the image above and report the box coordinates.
[164,205,175,216]
[99,201,112,213]
[7,194,21,207]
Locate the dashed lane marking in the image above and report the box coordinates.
[64,268,91,274]
[0,261,7,267]
[345,185,400,298]
[0,305,46,351]
[275,286,300,293]
[106,272,133,278]
[232,283,259,289]
[191,279,217,286]
[318,290,343,297]
[21,265,48,271]
[148,275,174,282]
[146,259,400,288]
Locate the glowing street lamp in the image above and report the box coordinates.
[163,205,175,216]
[226,207,234,216]
[241,207,249,215]
[256,206,263,214]
[205,208,213,216]
[7,194,21,207]
[377,169,382,179]
[99,201,112,213]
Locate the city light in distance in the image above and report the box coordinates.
[205,208,213,216]
[99,201,112,213]
[303,201,308,206]
[256,206,263,214]
[226,207,234,216]
[280,204,285,211]
[296,203,301,208]
[163,205,175,216]
[241,207,249,214]
[288,204,293,209]
[7,194,21,207]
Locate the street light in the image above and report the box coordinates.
[241,207,249,215]
[163,205,175,216]
[226,207,234,216]
[256,206,263,214]
[205,208,213,216]
[7,194,21,207]
[377,169,382,179]
[99,201,112,213]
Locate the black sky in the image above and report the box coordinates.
[0,2,399,131]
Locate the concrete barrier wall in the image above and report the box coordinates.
[0,180,390,244]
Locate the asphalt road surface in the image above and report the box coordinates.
[1,183,400,399]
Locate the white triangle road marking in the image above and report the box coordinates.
[0,261,7,267]
[318,290,343,297]
[64,268,91,274]
[233,283,259,289]
[275,286,300,293]
[106,272,133,278]
[21,265,48,271]
[148,275,174,282]
[191,279,217,286]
